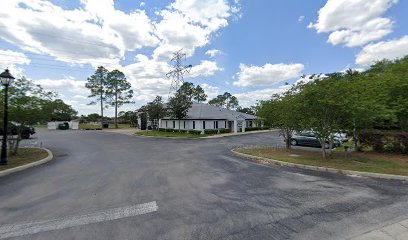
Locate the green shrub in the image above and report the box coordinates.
[359,131,408,154]
[219,129,231,134]
[188,130,202,135]
[158,128,166,132]
[178,129,188,133]
[204,129,218,135]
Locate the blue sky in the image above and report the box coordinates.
[0,0,407,115]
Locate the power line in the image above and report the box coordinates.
[166,49,192,94]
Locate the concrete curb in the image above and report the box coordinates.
[231,149,408,181]
[0,148,53,177]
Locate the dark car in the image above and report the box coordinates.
[290,131,340,148]
[0,122,36,139]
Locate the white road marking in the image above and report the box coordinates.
[0,201,158,239]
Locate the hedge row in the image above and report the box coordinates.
[158,128,202,135]
[158,128,232,135]
[359,131,408,154]
[245,126,270,132]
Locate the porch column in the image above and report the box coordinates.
[158,119,162,128]
[242,120,246,133]
[233,120,238,133]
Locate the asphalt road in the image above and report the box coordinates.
[1,130,408,239]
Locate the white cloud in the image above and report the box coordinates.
[356,36,408,66]
[0,49,31,77]
[189,60,223,78]
[235,86,290,107]
[309,0,398,47]
[0,0,241,115]
[205,49,222,57]
[0,0,158,67]
[200,83,219,100]
[33,78,88,96]
[298,16,305,22]
[233,63,304,87]
[170,0,231,31]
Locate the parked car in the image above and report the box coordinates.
[290,131,341,148]
[333,132,349,143]
[0,122,36,139]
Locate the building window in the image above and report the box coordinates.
[173,121,175,128]
[183,121,186,129]
[193,121,195,129]
[214,121,218,129]
[166,121,168,128]
[203,121,206,129]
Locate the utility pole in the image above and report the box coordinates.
[166,49,192,94]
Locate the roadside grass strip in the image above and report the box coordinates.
[234,147,408,178]
[0,201,158,239]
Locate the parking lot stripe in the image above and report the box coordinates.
[0,201,158,239]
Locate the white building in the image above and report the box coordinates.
[159,103,260,133]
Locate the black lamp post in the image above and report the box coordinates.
[0,69,15,165]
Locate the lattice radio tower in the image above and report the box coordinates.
[166,49,192,94]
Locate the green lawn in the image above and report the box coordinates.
[236,147,408,176]
[108,124,134,129]
[79,123,102,130]
[0,148,49,171]
[136,131,208,138]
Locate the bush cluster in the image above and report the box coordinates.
[359,131,408,154]
[218,129,231,134]
[204,129,219,135]
[158,128,202,135]
[245,126,269,131]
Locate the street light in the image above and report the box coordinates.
[0,69,15,165]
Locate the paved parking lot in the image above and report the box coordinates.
[0,130,407,239]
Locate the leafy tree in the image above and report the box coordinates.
[208,92,240,110]
[257,89,301,149]
[296,73,351,158]
[177,82,196,101]
[237,106,256,115]
[177,82,208,103]
[167,92,192,130]
[118,111,138,127]
[146,96,167,122]
[105,69,134,128]
[0,77,74,155]
[43,99,78,121]
[193,85,207,103]
[86,113,101,123]
[85,66,109,125]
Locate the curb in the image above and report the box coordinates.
[0,148,53,177]
[231,149,408,181]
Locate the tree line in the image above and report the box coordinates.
[257,56,408,158]
[0,77,78,154]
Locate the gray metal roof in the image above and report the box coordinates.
[163,103,257,120]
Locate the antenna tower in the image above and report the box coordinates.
[166,49,192,94]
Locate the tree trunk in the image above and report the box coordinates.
[353,122,358,151]
[100,91,104,126]
[115,91,118,129]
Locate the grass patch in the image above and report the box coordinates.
[236,147,408,176]
[136,131,208,138]
[108,124,134,129]
[79,124,102,130]
[0,148,49,171]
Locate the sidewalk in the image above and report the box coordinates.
[351,219,408,240]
